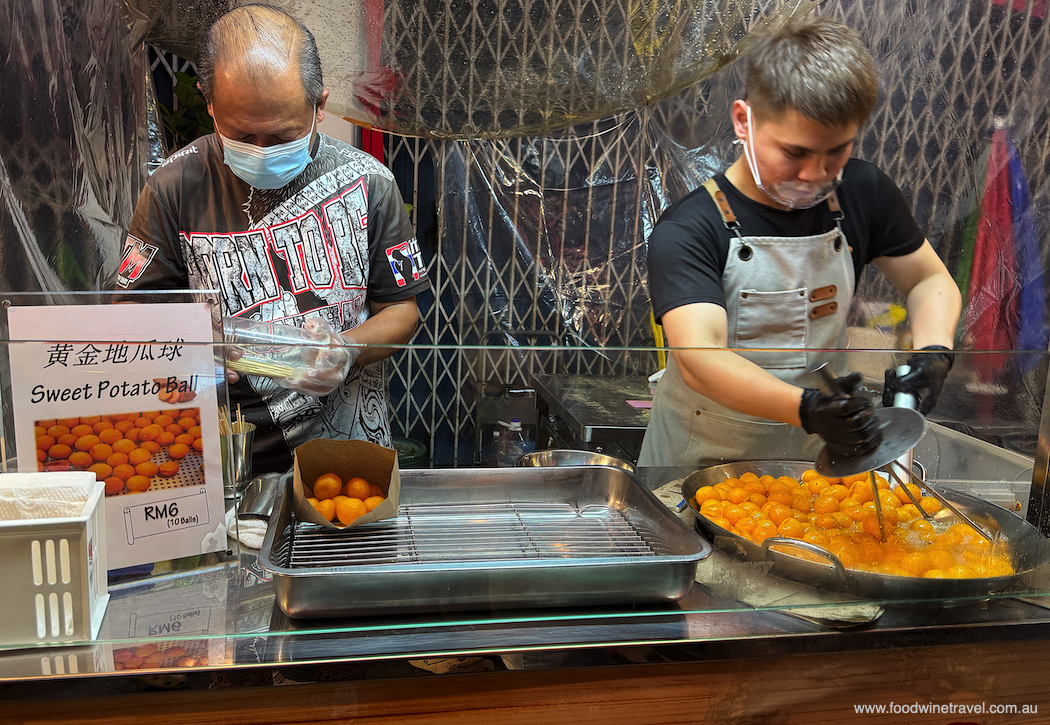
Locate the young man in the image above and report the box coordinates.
[639,16,960,468]
[118,4,429,473]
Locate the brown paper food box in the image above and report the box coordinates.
[291,439,401,530]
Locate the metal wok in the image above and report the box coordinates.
[682,460,1050,601]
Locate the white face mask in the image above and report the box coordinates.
[218,116,316,190]
[741,105,843,210]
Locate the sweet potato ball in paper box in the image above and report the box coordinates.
[292,439,400,529]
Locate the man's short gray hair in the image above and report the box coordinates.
[744,15,878,128]
[197,3,324,107]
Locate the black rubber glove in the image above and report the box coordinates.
[799,372,882,457]
[882,345,955,415]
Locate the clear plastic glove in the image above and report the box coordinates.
[213,321,242,385]
[277,317,358,397]
[882,345,954,415]
[799,372,882,457]
[222,316,358,397]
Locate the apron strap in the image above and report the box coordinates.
[702,178,738,229]
[827,189,844,217]
[826,190,846,246]
[701,178,748,245]
[827,190,844,221]
[702,178,847,238]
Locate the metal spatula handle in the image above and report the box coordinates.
[810,361,846,397]
[810,361,927,477]
[892,363,917,409]
[892,363,915,483]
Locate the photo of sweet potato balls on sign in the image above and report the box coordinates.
[35,409,205,496]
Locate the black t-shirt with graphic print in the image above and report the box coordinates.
[647,159,925,324]
[118,133,429,473]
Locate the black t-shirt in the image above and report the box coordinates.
[117,133,430,473]
[647,159,925,323]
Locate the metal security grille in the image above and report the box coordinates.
[147,47,197,90]
[379,0,816,138]
[387,121,665,465]
[836,0,1050,304]
[387,1,1050,466]
[144,2,1050,467]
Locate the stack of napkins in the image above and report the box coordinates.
[225,507,268,550]
[0,472,96,521]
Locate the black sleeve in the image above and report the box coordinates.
[863,167,926,262]
[365,174,430,302]
[116,182,189,290]
[646,192,730,324]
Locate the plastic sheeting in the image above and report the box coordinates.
[113,0,1050,361]
[0,0,147,293]
[415,0,1050,463]
[433,0,1050,347]
[123,0,378,129]
[122,0,231,60]
[123,0,818,139]
[145,64,171,176]
[377,0,820,138]
[4,0,1048,463]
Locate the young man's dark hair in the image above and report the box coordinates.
[744,15,878,128]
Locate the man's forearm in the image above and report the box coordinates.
[340,298,419,366]
[672,348,806,426]
[905,272,961,350]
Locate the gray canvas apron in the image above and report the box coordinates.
[638,179,855,467]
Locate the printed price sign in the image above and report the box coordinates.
[6,302,227,570]
[129,606,213,638]
[121,487,211,543]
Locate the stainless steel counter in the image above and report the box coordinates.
[531,374,651,456]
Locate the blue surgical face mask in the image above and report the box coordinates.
[218,116,316,189]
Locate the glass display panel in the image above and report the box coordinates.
[0,330,1046,677]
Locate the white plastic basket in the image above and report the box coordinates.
[0,475,109,646]
[0,644,113,677]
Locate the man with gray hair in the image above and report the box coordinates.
[639,16,960,468]
[119,4,429,474]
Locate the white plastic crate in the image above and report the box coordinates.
[0,644,113,678]
[0,474,109,646]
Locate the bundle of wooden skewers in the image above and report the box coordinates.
[226,354,295,380]
[218,405,253,435]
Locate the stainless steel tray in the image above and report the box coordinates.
[259,466,710,618]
